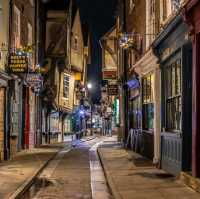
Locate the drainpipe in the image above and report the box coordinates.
[122,0,129,144]
[3,0,14,160]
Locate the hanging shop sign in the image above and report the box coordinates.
[74,72,82,81]
[108,84,118,95]
[8,53,28,73]
[127,78,140,89]
[26,74,43,87]
[103,70,117,80]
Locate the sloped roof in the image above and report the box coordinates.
[81,23,89,46]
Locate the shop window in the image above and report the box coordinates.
[63,74,70,99]
[142,74,154,130]
[166,59,181,131]
[130,98,141,129]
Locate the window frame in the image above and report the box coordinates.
[73,36,79,51]
[63,74,70,99]
[165,59,182,132]
[142,73,154,131]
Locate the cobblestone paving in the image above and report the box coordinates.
[32,137,113,199]
[0,143,66,199]
[34,145,92,199]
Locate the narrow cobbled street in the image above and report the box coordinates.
[19,135,200,199]
[1,0,200,198]
[22,136,113,199]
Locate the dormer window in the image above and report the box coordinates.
[73,36,78,51]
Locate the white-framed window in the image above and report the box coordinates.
[171,0,181,12]
[146,0,156,48]
[13,5,21,48]
[161,0,181,22]
[63,74,70,99]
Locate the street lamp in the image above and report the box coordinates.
[87,83,92,90]
[87,82,93,135]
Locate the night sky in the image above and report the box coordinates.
[76,0,117,103]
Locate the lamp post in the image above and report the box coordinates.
[87,83,93,135]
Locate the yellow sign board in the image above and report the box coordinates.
[74,72,81,81]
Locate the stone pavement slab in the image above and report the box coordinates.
[98,143,200,199]
[0,143,67,199]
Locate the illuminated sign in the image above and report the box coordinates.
[9,53,28,73]
[114,98,120,125]
[102,70,117,80]
[26,74,43,87]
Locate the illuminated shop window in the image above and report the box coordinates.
[142,74,154,130]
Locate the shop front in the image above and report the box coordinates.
[153,15,192,175]
[9,79,22,156]
[49,111,60,143]
[183,0,200,178]
[126,77,142,152]
[0,71,11,161]
[29,88,36,148]
[132,49,161,162]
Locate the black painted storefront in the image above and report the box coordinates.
[153,15,192,175]
[127,77,154,160]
